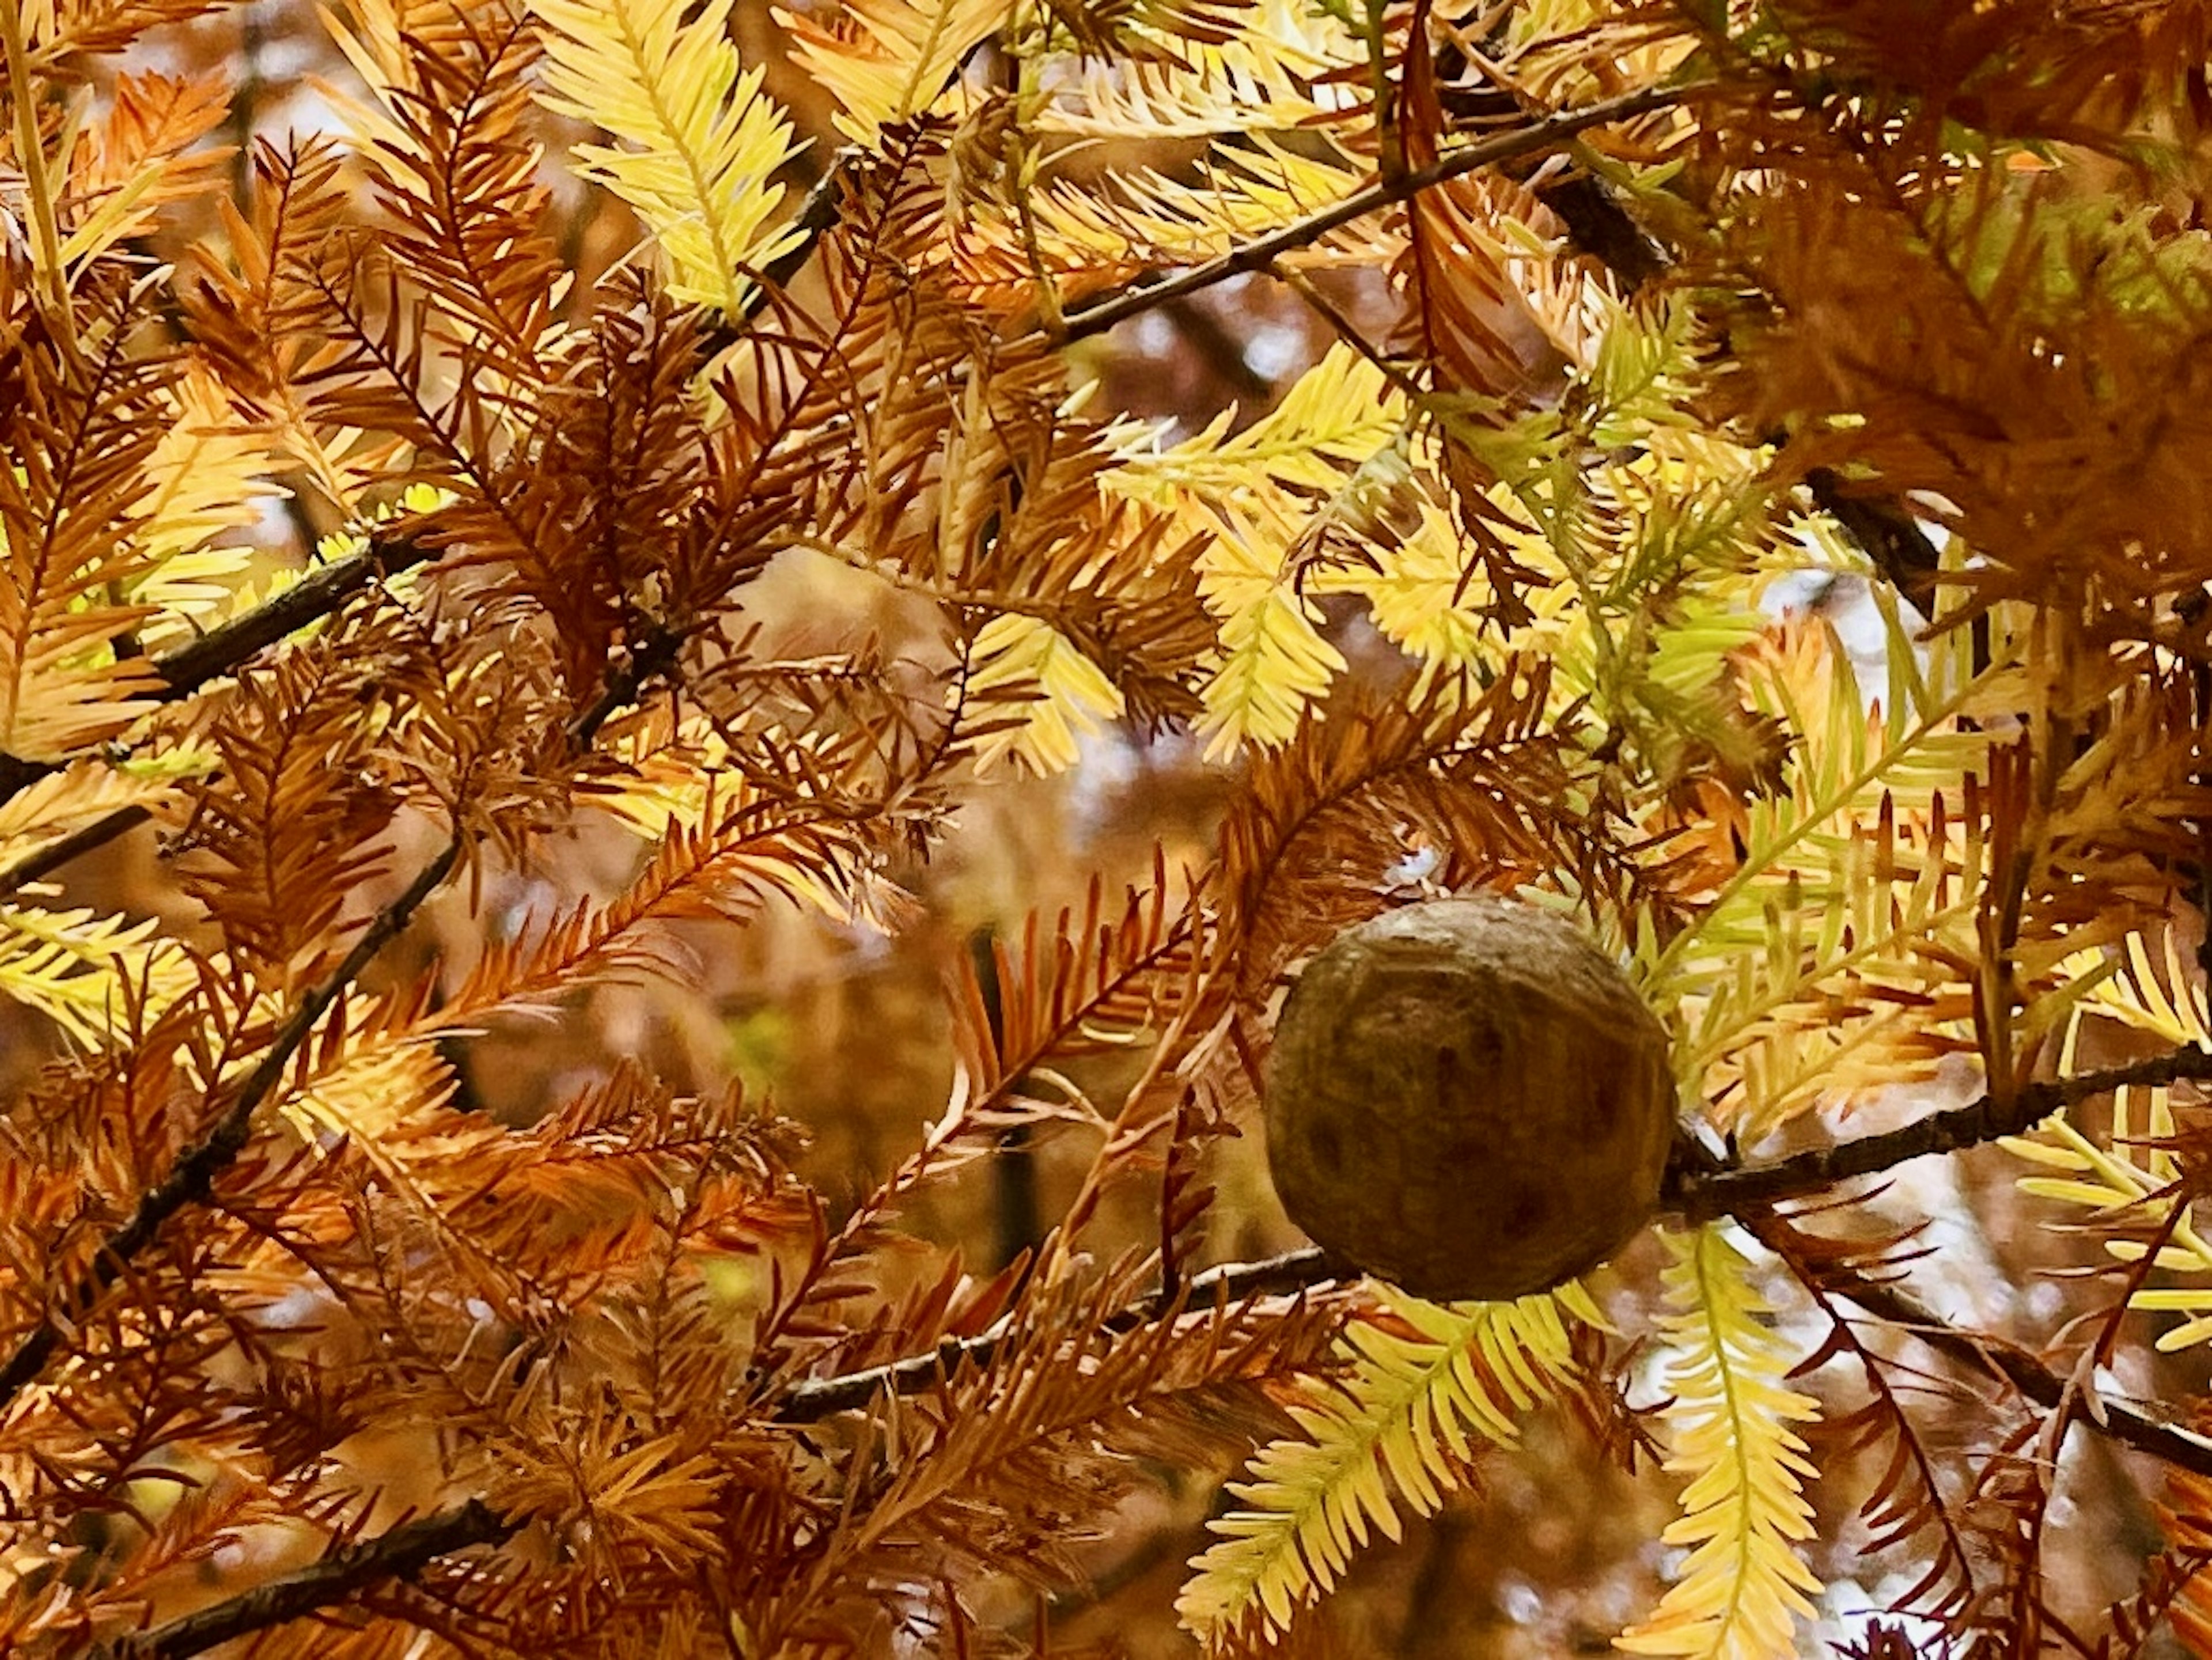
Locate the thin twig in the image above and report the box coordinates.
[1811,1261,2212,1482]
[96,1499,517,1660]
[83,1219,2212,1655]
[0,837,461,1413]
[1669,1047,2212,1222]
[149,534,433,705]
[696,149,861,365]
[0,804,153,899]
[0,533,433,820]
[567,623,687,751]
[82,1254,1338,1652]
[775,1202,2212,1487]
[1051,79,1706,344]
[776,1246,1336,1420]
[777,1049,2212,1422]
[774,1219,2212,1488]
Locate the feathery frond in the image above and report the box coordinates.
[0,904,187,1047]
[965,612,1126,775]
[780,0,1009,145]
[1616,1226,1822,1660]
[1178,1283,1594,1649]
[1642,600,1996,1137]
[2002,935,2212,1351]
[530,0,806,313]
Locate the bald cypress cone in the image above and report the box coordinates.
[1264,896,1676,1301]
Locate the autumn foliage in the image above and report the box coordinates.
[7,0,2212,1654]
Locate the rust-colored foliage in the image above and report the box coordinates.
[10,0,2212,1655]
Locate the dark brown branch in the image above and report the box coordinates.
[776,1221,2212,1488]
[696,151,856,363]
[1669,1047,2212,1223]
[0,837,461,1413]
[96,1499,517,1660]
[1051,79,1707,344]
[775,1246,1337,1420]
[148,533,432,706]
[0,537,666,908]
[1811,1263,2212,1483]
[85,1253,1336,1648]
[1805,469,1944,620]
[0,147,842,836]
[103,1235,2212,1655]
[567,623,686,751]
[1457,90,1952,628]
[0,804,152,899]
[0,150,823,835]
[777,1044,2212,1423]
[0,532,433,818]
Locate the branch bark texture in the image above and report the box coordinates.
[1052,79,1706,344]
[1669,1047,2212,1222]
[0,839,460,1413]
[96,1500,517,1660]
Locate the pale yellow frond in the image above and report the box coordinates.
[280,1030,456,1146]
[0,760,185,865]
[2001,980,2212,1350]
[584,736,733,843]
[2078,928,2212,1049]
[1638,613,1995,1106]
[317,0,426,160]
[1675,787,1987,1138]
[1098,347,1405,757]
[1179,1283,1595,1650]
[584,719,807,846]
[1616,1226,1821,1660]
[1193,501,1344,757]
[0,905,192,1048]
[967,612,1126,776]
[1104,341,1404,506]
[0,642,162,765]
[531,0,805,313]
[1329,495,1493,688]
[975,137,1374,308]
[779,0,1008,146]
[126,365,283,647]
[1036,0,1362,138]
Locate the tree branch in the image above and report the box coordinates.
[776,1048,2212,1426]
[0,539,681,905]
[567,621,686,751]
[0,804,153,899]
[1803,469,1944,619]
[85,1202,2212,1653]
[1050,79,1707,345]
[775,1203,2212,1490]
[84,1254,1339,1651]
[775,1246,1338,1420]
[149,533,433,706]
[0,837,461,1413]
[1669,1047,2212,1222]
[1800,1257,2212,1482]
[1423,81,1953,629]
[696,150,857,363]
[0,532,433,820]
[95,1499,517,1660]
